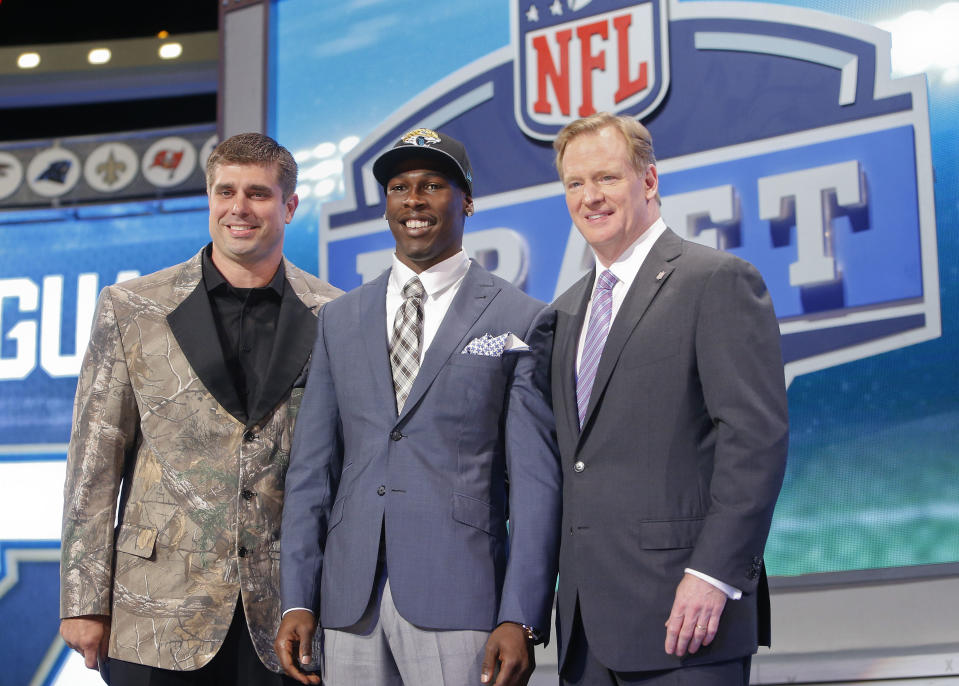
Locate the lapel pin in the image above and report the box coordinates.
[656,270,666,280]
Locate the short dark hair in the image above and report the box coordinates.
[206,132,298,199]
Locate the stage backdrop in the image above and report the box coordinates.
[271,0,958,578]
[0,0,955,684]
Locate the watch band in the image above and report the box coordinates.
[521,623,542,644]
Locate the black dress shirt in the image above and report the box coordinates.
[202,246,285,418]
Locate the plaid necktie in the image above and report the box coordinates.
[390,276,425,413]
[576,269,618,427]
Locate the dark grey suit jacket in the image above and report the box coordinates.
[281,261,562,638]
[551,228,788,672]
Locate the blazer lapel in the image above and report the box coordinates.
[167,258,247,424]
[578,229,682,440]
[397,261,498,422]
[362,270,399,418]
[247,266,318,427]
[553,271,593,448]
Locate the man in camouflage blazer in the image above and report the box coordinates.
[59,133,341,685]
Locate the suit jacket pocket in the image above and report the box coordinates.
[115,522,159,559]
[638,518,703,550]
[449,353,508,369]
[452,492,500,536]
[623,335,680,370]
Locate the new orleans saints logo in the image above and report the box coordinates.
[95,150,127,186]
[84,142,138,192]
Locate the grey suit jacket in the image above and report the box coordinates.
[61,248,341,671]
[551,228,788,672]
[281,261,561,638]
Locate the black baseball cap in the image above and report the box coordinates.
[373,128,473,195]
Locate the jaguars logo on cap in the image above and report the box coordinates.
[401,128,441,147]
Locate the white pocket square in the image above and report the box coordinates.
[502,333,530,352]
[461,332,529,357]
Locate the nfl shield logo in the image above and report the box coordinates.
[512,0,670,140]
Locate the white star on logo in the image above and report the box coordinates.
[568,0,593,11]
[550,0,563,16]
[526,3,539,22]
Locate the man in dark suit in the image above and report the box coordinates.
[275,129,561,686]
[59,133,341,685]
[549,112,789,684]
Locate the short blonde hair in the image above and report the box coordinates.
[554,112,656,180]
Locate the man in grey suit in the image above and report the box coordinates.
[550,112,788,684]
[275,128,561,686]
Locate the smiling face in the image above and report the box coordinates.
[560,125,660,267]
[384,159,473,273]
[207,162,297,285]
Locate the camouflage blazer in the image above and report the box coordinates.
[60,249,341,672]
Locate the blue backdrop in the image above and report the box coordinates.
[270,0,959,577]
[0,1,955,683]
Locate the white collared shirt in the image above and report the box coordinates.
[575,217,668,372]
[574,216,742,601]
[386,250,471,362]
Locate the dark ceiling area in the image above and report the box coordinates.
[0,0,218,46]
[2,94,218,141]
[0,0,219,141]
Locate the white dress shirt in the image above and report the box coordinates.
[575,217,668,372]
[576,217,742,600]
[386,250,471,362]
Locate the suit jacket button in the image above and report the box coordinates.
[389,429,403,441]
[243,430,257,442]
[573,461,585,473]
[377,485,386,496]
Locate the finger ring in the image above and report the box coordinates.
[695,624,707,631]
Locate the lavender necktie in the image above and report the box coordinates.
[576,269,618,427]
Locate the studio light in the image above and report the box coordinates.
[17,52,40,69]
[159,42,183,60]
[87,48,111,65]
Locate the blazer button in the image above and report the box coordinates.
[389,429,403,441]
[573,460,585,473]
[377,485,386,496]
[241,489,256,500]
[237,546,248,557]
[243,430,257,442]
